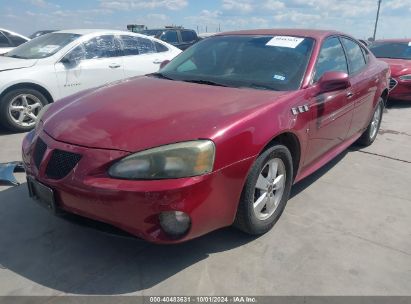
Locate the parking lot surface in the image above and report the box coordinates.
[0,102,410,296]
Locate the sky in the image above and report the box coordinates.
[1,0,411,39]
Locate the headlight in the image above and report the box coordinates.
[108,140,215,180]
[399,74,411,81]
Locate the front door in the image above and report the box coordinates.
[55,35,124,98]
[304,36,354,167]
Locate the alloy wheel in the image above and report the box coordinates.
[253,158,286,221]
[370,104,382,140]
[8,94,43,128]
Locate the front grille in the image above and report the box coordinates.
[389,78,398,91]
[33,138,47,169]
[45,150,82,180]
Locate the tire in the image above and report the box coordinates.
[0,88,48,132]
[234,144,293,235]
[356,98,384,147]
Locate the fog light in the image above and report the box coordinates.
[159,211,191,238]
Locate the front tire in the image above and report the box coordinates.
[356,98,384,147]
[0,88,48,132]
[234,144,293,235]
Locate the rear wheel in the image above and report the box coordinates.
[356,98,384,146]
[0,88,48,132]
[234,144,293,235]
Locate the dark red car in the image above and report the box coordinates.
[369,39,411,101]
[22,29,389,243]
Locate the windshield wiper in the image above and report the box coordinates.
[242,83,277,91]
[182,79,228,87]
[149,72,174,80]
[377,56,409,60]
[7,55,27,59]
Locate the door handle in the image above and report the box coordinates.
[153,59,162,64]
[346,92,354,99]
[109,64,121,69]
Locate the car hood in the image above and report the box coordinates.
[43,77,290,152]
[378,58,411,77]
[0,56,37,72]
[0,56,38,72]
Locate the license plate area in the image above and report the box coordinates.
[27,176,56,212]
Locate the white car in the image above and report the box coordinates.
[0,29,182,132]
[0,28,30,55]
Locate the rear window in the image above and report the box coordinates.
[181,31,197,43]
[161,31,179,44]
[369,41,411,60]
[155,41,169,52]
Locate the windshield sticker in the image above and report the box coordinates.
[38,45,60,53]
[408,42,411,46]
[273,74,286,81]
[266,36,304,48]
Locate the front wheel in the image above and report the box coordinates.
[234,144,293,235]
[356,98,384,146]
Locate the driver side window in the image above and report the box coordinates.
[83,35,121,59]
[66,44,86,61]
[314,37,348,82]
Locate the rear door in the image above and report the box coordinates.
[304,36,354,166]
[55,35,124,98]
[120,35,170,77]
[340,37,376,138]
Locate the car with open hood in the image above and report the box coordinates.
[0,29,181,132]
[369,39,411,101]
[22,29,389,243]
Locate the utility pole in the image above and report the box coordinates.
[372,0,382,40]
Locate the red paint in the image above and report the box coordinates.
[22,30,389,243]
[379,57,411,101]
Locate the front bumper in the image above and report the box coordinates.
[22,130,254,243]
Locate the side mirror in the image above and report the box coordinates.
[160,60,170,69]
[317,71,350,94]
[61,51,83,67]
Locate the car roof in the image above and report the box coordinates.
[55,29,140,36]
[216,28,345,40]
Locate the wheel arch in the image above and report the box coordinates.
[381,88,389,106]
[260,131,302,181]
[0,82,54,104]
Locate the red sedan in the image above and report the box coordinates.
[22,29,389,243]
[369,39,411,101]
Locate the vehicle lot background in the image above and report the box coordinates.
[0,102,410,295]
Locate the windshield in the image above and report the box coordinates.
[156,35,315,91]
[6,33,81,59]
[369,41,411,60]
